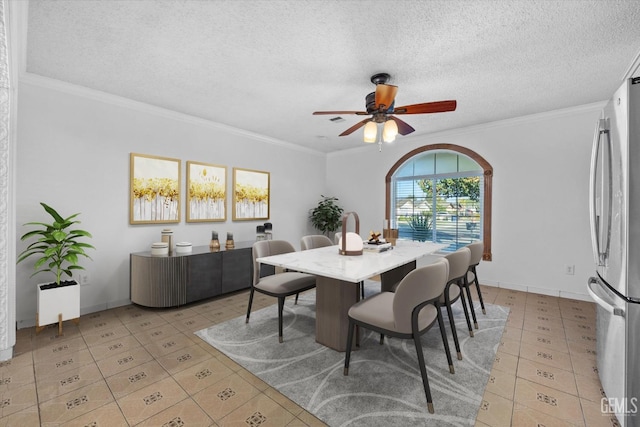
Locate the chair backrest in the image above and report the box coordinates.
[334,232,342,245]
[393,259,449,333]
[466,241,483,266]
[444,247,471,282]
[300,235,333,251]
[252,240,295,286]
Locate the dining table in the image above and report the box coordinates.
[256,240,446,351]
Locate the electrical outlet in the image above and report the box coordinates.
[564,265,575,275]
[80,274,90,285]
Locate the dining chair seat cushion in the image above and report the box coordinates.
[349,292,438,334]
[255,272,315,294]
[438,283,461,304]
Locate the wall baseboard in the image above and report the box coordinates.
[480,280,590,302]
[497,281,528,293]
[16,299,134,329]
[559,291,592,302]
[107,299,133,310]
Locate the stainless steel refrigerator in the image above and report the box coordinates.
[588,77,640,427]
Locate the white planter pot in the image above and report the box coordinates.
[37,281,80,328]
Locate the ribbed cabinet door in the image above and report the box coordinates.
[130,254,188,307]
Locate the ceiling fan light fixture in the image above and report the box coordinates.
[313,73,456,146]
[363,121,377,143]
[382,119,398,142]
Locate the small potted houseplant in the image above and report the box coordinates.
[309,195,344,237]
[17,202,95,334]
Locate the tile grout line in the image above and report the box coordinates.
[2,286,604,427]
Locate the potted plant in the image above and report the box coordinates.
[309,195,344,237]
[17,202,95,334]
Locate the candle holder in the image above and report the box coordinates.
[264,222,273,240]
[209,231,220,251]
[225,232,235,249]
[256,225,266,241]
[383,228,398,246]
[161,229,174,254]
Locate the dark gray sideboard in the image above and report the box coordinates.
[130,241,253,308]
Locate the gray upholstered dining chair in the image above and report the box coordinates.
[302,234,366,299]
[441,247,474,361]
[333,232,341,245]
[343,259,453,414]
[246,240,316,343]
[465,241,486,315]
[300,234,333,251]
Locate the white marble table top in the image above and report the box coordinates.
[257,240,446,283]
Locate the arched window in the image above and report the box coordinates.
[385,144,493,260]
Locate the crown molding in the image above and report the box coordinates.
[622,47,640,80]
[15,3,324,156]
[19,72,326,157]
[19,70,605,161]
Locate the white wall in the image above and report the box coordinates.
[14,77,604,330]
[15,80,326,328]
[326,104,603,300]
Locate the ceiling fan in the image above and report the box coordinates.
[313,73,456,144]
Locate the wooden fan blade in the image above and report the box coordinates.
[339,118,371,136]
[388,116,415,136]
[375,84,398,110]
[313,110,368,115]
[393,100,457,114]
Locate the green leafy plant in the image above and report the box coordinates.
[17,202,95,286]
[409,211,433,242]
[309,195,344,236]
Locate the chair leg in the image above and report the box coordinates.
[472,267,486,314]
[277,297,285,343]
[458,285,474,338]
[436,306,455,374]
[412,326,434,413]
[360,282,365,299]
[464,276,478,329]
[445,302,462,360]
[344,319,355,375]
[245,287,255,323]
[294,293,299,305]
[379,334,384,345]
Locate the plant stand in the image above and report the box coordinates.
[35,281,81,336]
[35,313,80,336]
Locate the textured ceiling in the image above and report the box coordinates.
[23,0,640,153]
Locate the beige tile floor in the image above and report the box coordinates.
[0,285,617,426]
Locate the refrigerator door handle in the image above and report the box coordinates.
[589,120,602,265]
[588,276,624,317]
[589,118,613,267]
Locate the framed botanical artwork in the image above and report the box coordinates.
[233,168,270,221]
[130,153,181,224]
[186,161,227,222]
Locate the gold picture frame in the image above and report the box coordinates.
[130,153,181,224]
[186,161,227,222]
[232,168,270,221]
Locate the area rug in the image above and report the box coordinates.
[195,281,508,427]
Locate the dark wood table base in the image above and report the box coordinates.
[315,261,417,351]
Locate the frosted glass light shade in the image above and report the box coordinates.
[338,232,364,255]
[363,121,377,143]
[383,119,398,142]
